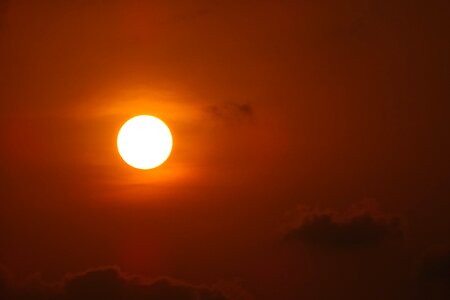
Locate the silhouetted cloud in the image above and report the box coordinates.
[416,245,450,299]
[419,246,450,281]
[284,211,403,249]
[1,266,231,300]
[205,102,253,121]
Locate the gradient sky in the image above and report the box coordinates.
[1,1,449,299]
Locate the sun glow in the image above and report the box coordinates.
[117,115,173,170]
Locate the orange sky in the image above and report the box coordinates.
[1,1,450,299]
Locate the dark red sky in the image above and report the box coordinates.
[1,1,449,299]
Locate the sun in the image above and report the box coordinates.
[117,115,173,170]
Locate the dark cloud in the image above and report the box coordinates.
[1,266,230,300]
[416,246,450,299]
[284,211,403,249]
[419,246,450,281]
[205,102,253,121]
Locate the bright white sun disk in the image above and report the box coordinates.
[117,115,173,169]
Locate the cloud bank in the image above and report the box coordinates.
[285,211,403,249]
[0,266,231,300]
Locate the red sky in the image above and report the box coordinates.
[1,1,450,299]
